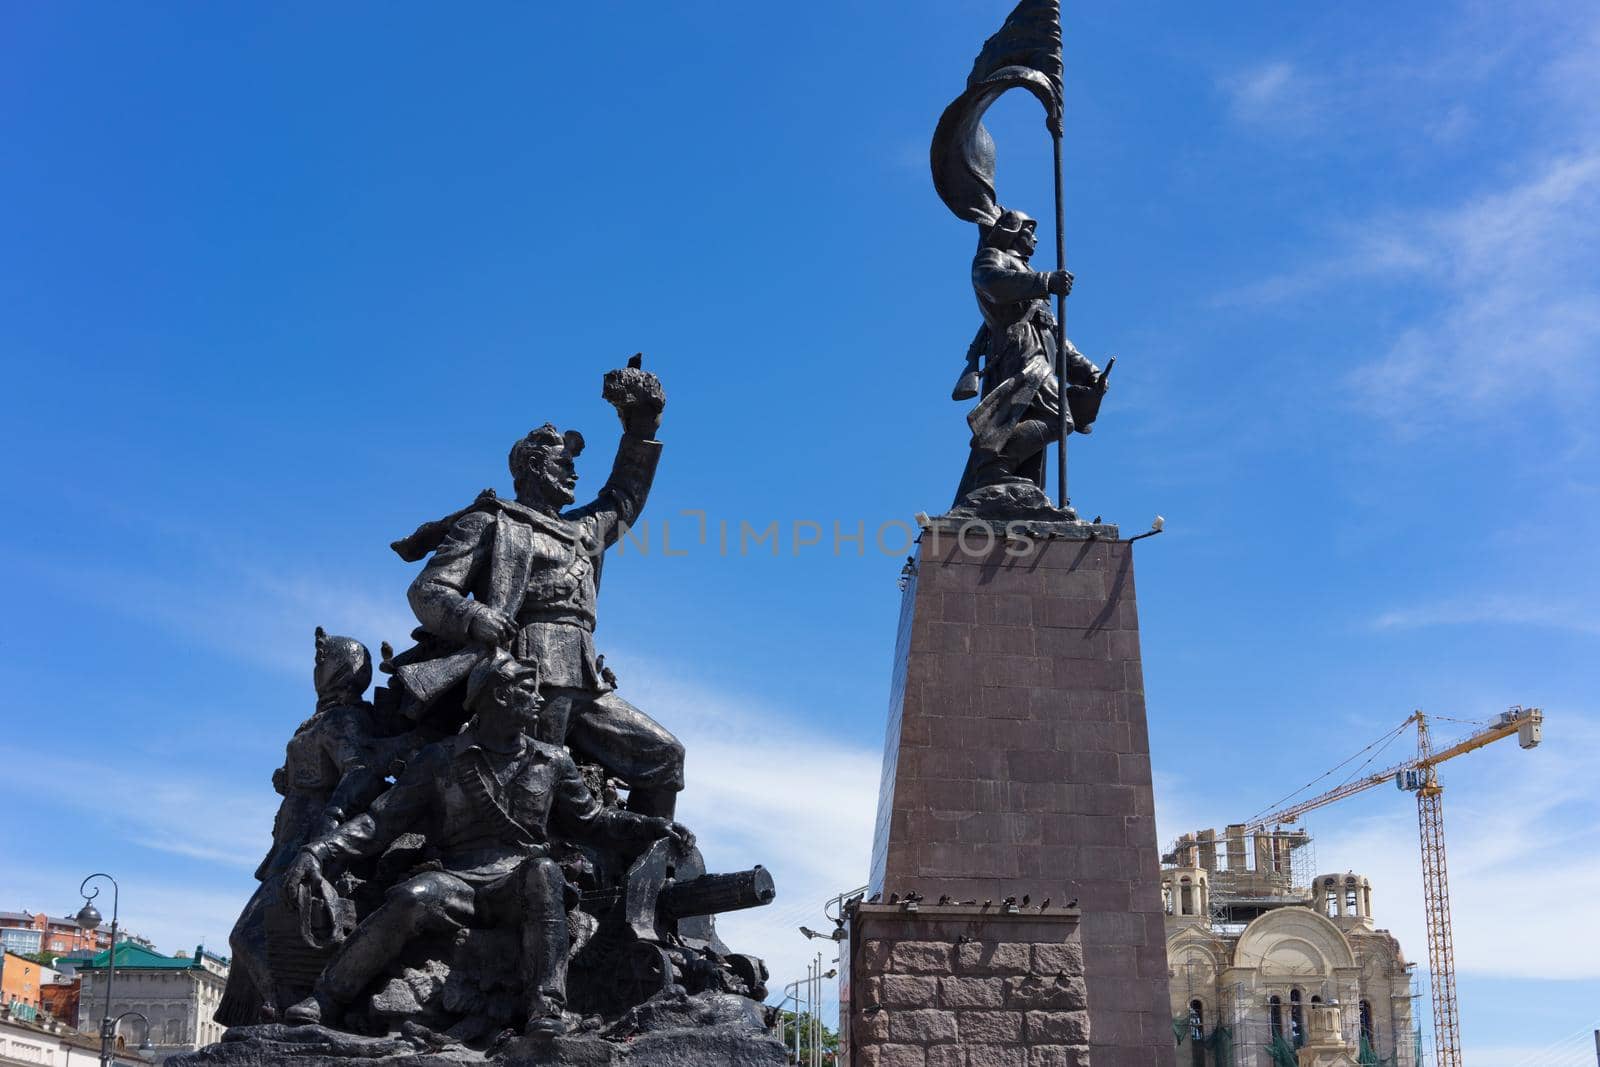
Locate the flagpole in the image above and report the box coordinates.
[1052,122,1067,510]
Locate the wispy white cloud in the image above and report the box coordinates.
[1217,4,1589,147]
[33,553,414,678]
[1359,151,1600,427]
[1215,7,1600,433]
[1219,61,1310,127]
[1210,222,1430,309]
[1218,147,1600,429]
[1372,594,1600,636]
[1,754,273,871]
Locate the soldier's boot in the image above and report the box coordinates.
[998,417,1057,475]
[523,993,570,1041]
[283,990,334,1027]
[283,952,369,1027]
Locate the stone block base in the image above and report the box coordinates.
[843,904,1089,1067]
[170,994,786,1066]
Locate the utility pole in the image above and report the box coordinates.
[812,951,822,1067]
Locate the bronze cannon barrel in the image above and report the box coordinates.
[659,866,775,919]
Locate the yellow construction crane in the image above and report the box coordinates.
[1184,706,1545,1067]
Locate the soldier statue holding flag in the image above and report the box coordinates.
[932,0,1113,519]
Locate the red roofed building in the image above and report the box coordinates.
[0,910,151,957]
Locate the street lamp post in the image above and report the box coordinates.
[74,873,122,1067]
[812,952,821,1067]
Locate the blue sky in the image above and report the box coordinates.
[2,2,1596,1061]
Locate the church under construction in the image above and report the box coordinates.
[1162,826,1421,1067]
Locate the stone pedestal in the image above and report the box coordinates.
[843,903,1089,1067]
[863,519,1173,1066]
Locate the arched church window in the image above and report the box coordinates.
[1189,1000,1205,1067]
[1360,999,1375,1044]
[1289,988,1304,1048]
[1180,877,1194,915]
[1269,995,1283,1040]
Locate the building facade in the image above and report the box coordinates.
[1163,828,1418,1066]
[0,1013,150,1067]
[35,980,79,1034]
[0,954,59,1020]
[75,944,228,1063]
[0,912,151,960]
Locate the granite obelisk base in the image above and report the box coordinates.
[861,519,1173,1066]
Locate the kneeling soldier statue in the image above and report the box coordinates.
[282,651,691,1038]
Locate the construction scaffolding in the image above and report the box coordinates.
[1166,824,1320,934]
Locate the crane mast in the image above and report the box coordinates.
[1413,714,1461,1067]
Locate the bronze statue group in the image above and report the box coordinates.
[219,363,773,1051]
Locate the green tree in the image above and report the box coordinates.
[775,1010,839,1065]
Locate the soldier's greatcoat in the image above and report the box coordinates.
[390,433,684,799]
[396,434,661,710]
[954,242,1100,502]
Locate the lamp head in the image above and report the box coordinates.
[75,902,102,932]
[1152,515,1165,532]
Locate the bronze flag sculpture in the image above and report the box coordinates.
[931,0,1114,519]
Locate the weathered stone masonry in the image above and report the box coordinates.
[845,904,1090,1067]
